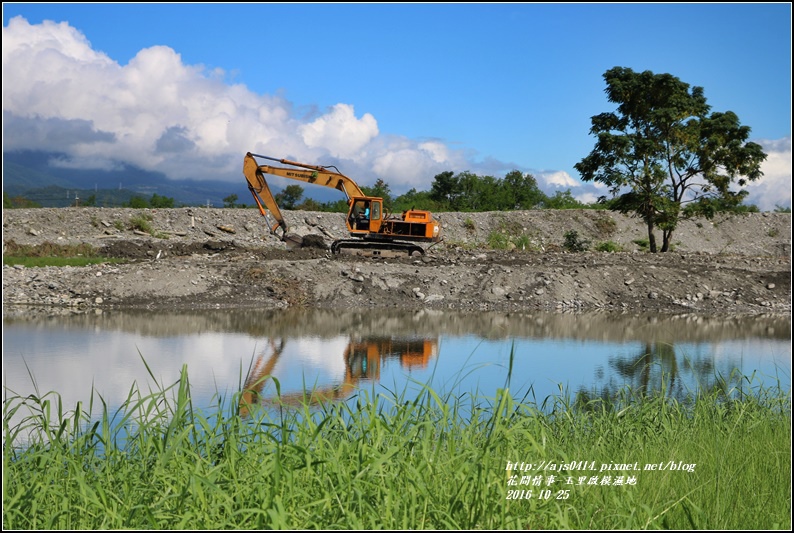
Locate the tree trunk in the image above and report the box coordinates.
[646,220,657,253]
[661,229,673,252]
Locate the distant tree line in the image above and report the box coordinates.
[256,171,593,215]
[124,193,175,209]
[2,191,179,209]
[7,174,783,215]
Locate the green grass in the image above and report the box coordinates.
[2,240,124,267]
[3,256,125,267]
[128,214,169,239]
[595,240,624,252]
[3,362,790,530]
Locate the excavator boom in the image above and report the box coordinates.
[246,153,365,199]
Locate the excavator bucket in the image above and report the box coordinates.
[283,232,304,250]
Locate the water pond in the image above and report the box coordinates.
[3,308,789,427]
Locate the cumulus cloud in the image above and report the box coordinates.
[744,137,792,211]
[537,170,579,189]
[0,16,472,192]
[298,104,379,159]
[2,112,116,148]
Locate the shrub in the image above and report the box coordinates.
[563,230,590,252]
[129,215,154,234]
[595,241,623,252]
[487,231,510,250]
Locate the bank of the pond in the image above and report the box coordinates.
[3,371,790,530]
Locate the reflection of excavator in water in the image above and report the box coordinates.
[243,152,442,257]
[239,336,439,416]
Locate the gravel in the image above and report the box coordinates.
[2,207,791,317]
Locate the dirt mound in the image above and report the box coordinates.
[2,207,790,316]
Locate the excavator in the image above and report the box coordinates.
[239,335,438,415]
[243,152,442,257]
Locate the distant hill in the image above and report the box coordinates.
[2,150,257,207]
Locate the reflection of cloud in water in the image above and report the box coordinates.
[282,337,348,381]
[261,337,349,394]
[708,339,791,366]
[2,329,260,411]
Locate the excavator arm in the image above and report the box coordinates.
[247,152,366,198]
[238,335,438,415]
[243,153,290,239]
[244,152,369,241]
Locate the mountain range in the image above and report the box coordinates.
[2,150,264,208]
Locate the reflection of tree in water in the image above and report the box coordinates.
[575,342,744,409]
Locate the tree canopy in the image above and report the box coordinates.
[428,169,546,211]
[574,67,767,252]
[274,185,305,210]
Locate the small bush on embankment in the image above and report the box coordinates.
[3,367,790,530]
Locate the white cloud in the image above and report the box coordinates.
[537,170,579,189]
[298,103,379,159]
[744,137,792,211]
[418,140,452,164]
[0,16,471,191]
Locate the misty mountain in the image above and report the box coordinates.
[2,150,258,207]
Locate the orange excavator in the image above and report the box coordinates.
[239,336,438,415]
[243,152,442,257]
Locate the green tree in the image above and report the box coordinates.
[502,170,546,209]
[223,194,239,208]
[575,67,767,252]
[682,193,759,216]
[456,171,494,211]
[393,188,436,212]
[150,194,175,208]
[127,196,149,208]
[319,199,349,213]
[275,184,304,209]
[429,171,459,208]
[543,190,585,209]
[3,192,40,208]
[362,178,394,210]
[296,197,322,211]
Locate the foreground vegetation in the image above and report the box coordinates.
[3,366,790,530]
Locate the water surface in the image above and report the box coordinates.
[4,308,789,425]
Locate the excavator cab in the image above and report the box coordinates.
[348,198,382,233]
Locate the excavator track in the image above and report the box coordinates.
[331,239,425,258]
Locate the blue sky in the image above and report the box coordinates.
[3,3,791,209]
